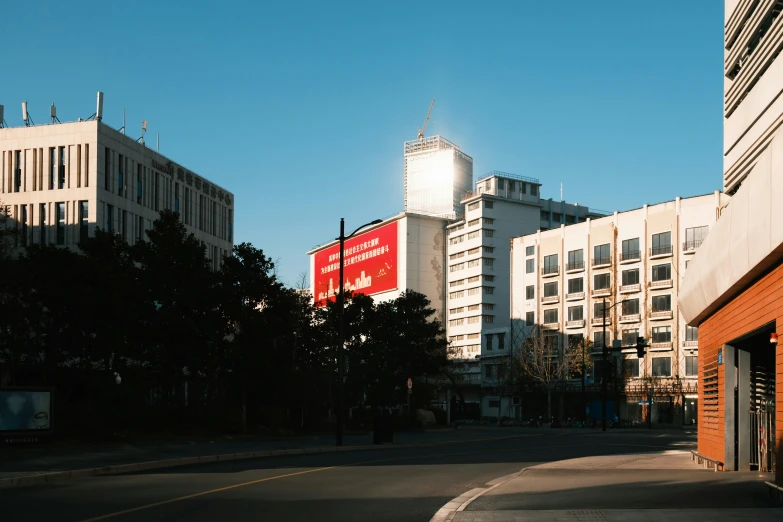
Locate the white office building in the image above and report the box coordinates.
[404,136,473,219]
[446,171,605,414]
[511,192,729,425]
[0,95,234,265]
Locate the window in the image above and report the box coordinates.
[685,226,709,250]
[58,147,66,189]
[449,290,465,299]
[552,212,562,223]
[483,303,495,311]
[621,238,639,260]
[467,202,479,211]
[20,205,28,247]
[121,210,127,241]
[594,302,608,317]
[521,182,527,194]
[526,245,535,256]
[154,173,160,211]
[138,216,144,241]
[51,148,57,190]
[450,279,465,287]
[483,257,494,266]
[686,325,698,342]
[624,359,640,378]
[56,202,65,245]
[622,329,639,346]
[594,243,610,265]
[450,263,465,272]
[467,304,479,312]
[467,287,480,296]
[594,273,611,290]
[526,259,535,273]
[652,263,671,281]
[483,275,495,282]
[622,269,639,285]
[593,331,609,349]
[685,260,691,270]
[485,179,492,191]
[526,285,535,299]
[568,306,583,321]
[467,315,480,324]
[450,252,465,260]
[468,276,480,283]
[484,201,494,209]
[525,312,534,325]
[568,278,583,294]
[496,179,504,190]
[543,308,558,324]
[468,247,480,255]
[652,326,671,343]
[544,281,558,297]
[685,356,698,376]
[565,215,575,224]
[652,294,671,312]
[228,209,233,242]
[104,148,111,191]
[483,246,494,253]
[485,365,494,379]
[484,286,494,295]
[567,249,583,270]
[39,203,47,245]
[483,218,494,225]
[467,259,479,268]
[467,230,479,239]
[483,315,494,323]
[543,254,558,274]
[468,218,479,227]
[483,229,494,237]
[622,299,639,315]
[137,165,143,204]
[651,231,671,255]
[450,235,465,245]
[449,318,464,327]
[530,184,538,196]
[118,154,124,196]
[652,357,672,377]
[79,201,88,242]
[105,203,113,233]
[544,333,559,350]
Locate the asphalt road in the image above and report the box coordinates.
[2,431,698,522]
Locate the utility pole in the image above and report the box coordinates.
[336,218,346,446]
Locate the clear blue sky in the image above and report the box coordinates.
[5,1,723,287]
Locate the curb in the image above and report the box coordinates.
[429,468,526,522]
[0,433,538,490]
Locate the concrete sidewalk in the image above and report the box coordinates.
[446,450,782,522]
[0,426,539,487]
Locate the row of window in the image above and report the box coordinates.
[526,265,673,289]
[13,201,87,247]
[478,178,539,197]
[540,296,673,323]
[467,217,494,227]
[449,286,495,299]
[466,200,495,212]
[449,246,494,261]
[449,274,495,288]
[449,303,495,314]
[449,257,495,272]
[448,315,495,326]
[527,226,709,270]
[2,146,91,194]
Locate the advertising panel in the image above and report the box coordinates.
[314,221,398,305]
[0,390,52,432]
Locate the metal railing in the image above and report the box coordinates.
[649,245,672,256]
[592,257,612,267]
[620,314,640,323]
[650,279,673,288]
[542,295,559,304]
[620,284,641,293]
[542,265,559,276]
[683,239,705,251]
[566,291,585,300]
[566,261,584,271]
[750,409,775,472]
[621,250,641,261]
[566,319,585,328]
[591,287,611,296]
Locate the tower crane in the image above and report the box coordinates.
[417,99,435,140]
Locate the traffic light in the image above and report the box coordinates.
[636,337,648,359]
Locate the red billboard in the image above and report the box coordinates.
[314,221,398,305]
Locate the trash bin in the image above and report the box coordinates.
[373,414,394,444]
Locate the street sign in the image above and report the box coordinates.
[638,401,650,405]
[718,347,723,365]
[407,378,412,390]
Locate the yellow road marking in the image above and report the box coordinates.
[79,438,674,521]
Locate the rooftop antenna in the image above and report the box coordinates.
[119,108,126,134]
[96,91,104,122]
[138,120,147,145]
[156,133,159,152]
[417,98,435,140]
[560,183,563,201]
[0,105,6,128]
[22,101,34,126]
[50,103,60,124]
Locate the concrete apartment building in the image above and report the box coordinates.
[511,193,729,425]
[446,171,603,415]
[0,95,234,265]
[680,0,782,479]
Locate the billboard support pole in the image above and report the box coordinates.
[337,218,346,447]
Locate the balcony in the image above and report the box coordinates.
[649,245,672,258]
[619,283,641,294]
[683,239,704,254]
[620,250,641,263]
[650,341,673,351]
[566,261,585,273]
[566,319,585,329]
[650,310,673,320]
[592,257,612,268]
[542,295,559,304]
[542,321,560,330]
[683,340,698,348]
[591,317,611,326]
[566,291,585,301]
[650,279,673,290]
[619,314,640,324]
[591,287,612,297]
[541,266,559,277]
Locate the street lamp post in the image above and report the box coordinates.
[601,297,631,432]
[336,217,382,447]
